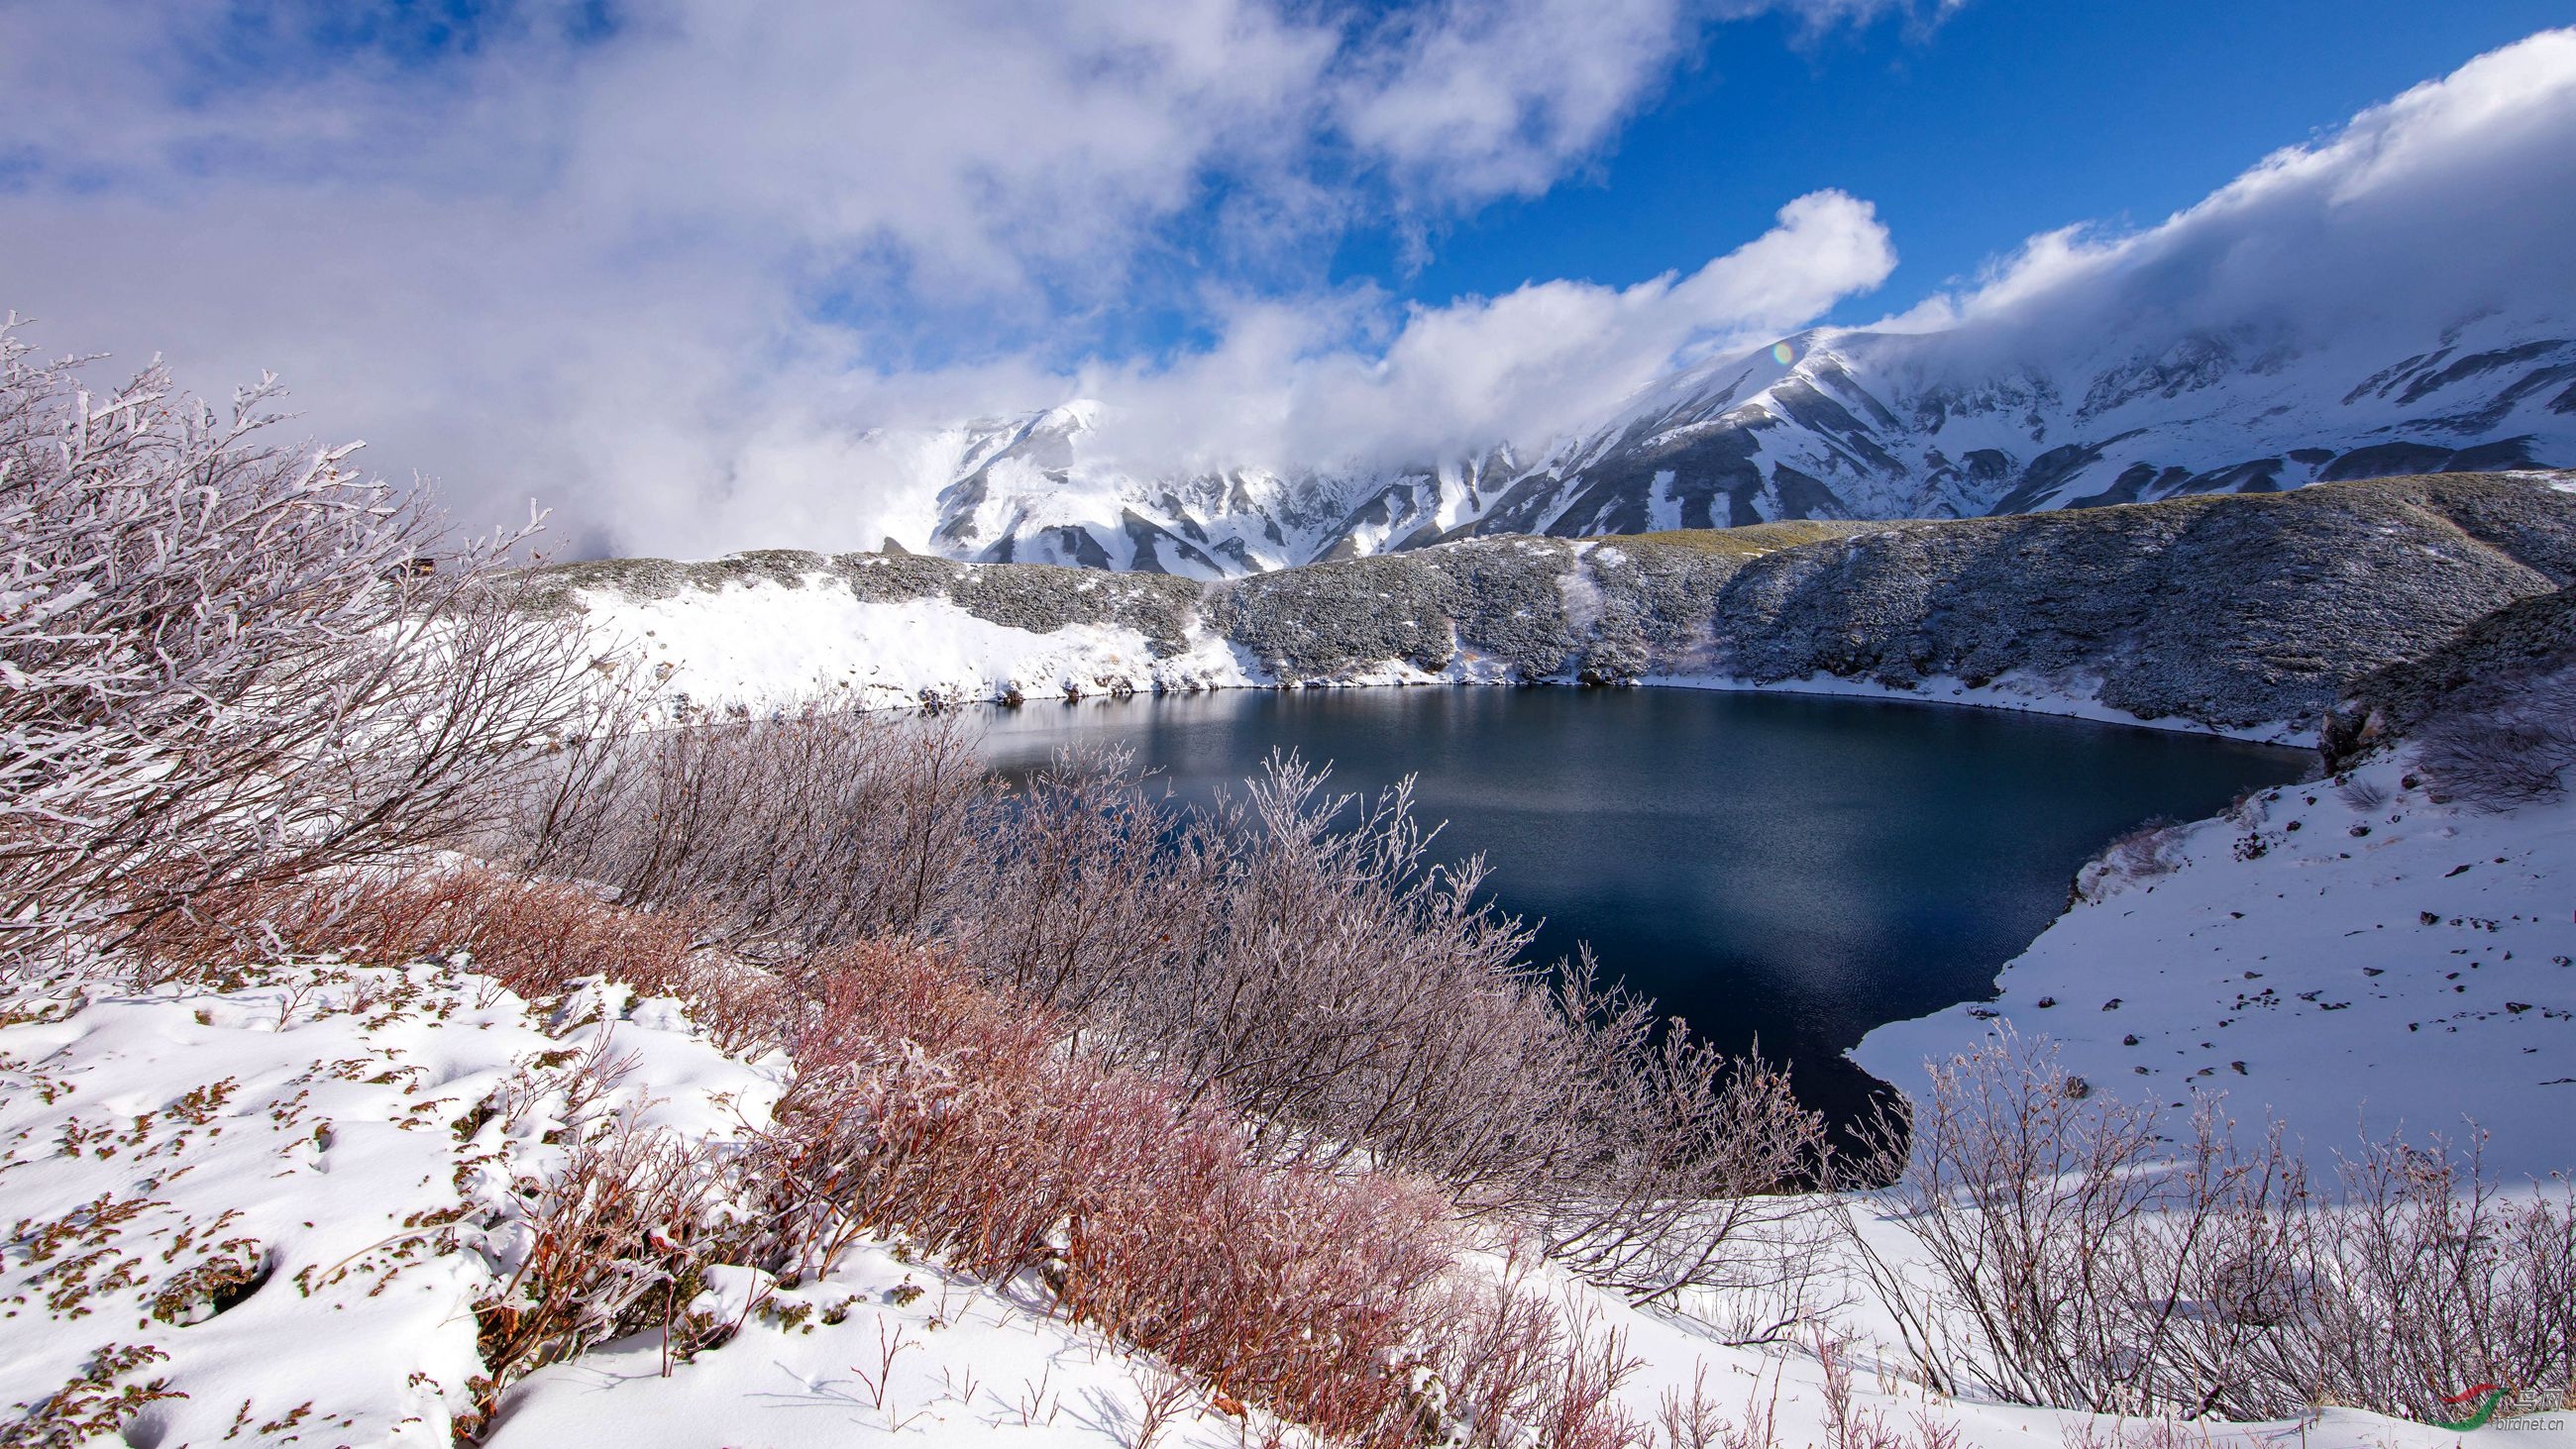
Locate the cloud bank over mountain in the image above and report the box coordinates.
[1902,27,2576,359]
[1,6,2569,559]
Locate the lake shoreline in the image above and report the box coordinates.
[968,685,2309,1133]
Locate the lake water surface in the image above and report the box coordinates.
[973,686,2308,1127]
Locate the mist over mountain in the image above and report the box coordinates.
[888,309,2571,576]
[867,30,2576,575]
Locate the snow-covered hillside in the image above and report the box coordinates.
[884,314,2576,576]
[0,963,783,1445]
[582,577,1256,715]
[1855,750,2576,1186]
[537,470,2576,734]
[891,403,1528,578]
[11,935,2567,1449]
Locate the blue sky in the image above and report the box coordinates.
[3,2,2572,553]
[1366,0,2576,327]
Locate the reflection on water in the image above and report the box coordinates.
[972,686,2308,1128]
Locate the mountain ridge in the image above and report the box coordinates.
[534,470,2576,737]
[885,309,2575,577]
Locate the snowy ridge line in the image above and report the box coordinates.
[551,469,2575,741]
[883,316,2576,576]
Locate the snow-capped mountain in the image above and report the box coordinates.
[900,311,2576,577]
[909,402,1527,577]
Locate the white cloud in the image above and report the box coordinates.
[0,0,1933,556]
[1068,190,1894,473]
[1891,27,2576,365]
[1332,0,1701,202]
[9,10,2565,559]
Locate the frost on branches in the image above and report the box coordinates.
[0,320,597,971]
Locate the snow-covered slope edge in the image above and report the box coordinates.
[579,575,1258,714]
[1855,588,2576,1186]
[1852,752,2576,1185]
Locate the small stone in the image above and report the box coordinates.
[2034,996,2056,1008]
[2101,998,2122,1010]
[2122,1034,2140,1046]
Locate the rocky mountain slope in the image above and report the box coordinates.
[532,470,2576,737]
[898,314,2576,576]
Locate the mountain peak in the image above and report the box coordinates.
[883,312,2573,574]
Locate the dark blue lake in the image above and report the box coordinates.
[973,686,2308,1127]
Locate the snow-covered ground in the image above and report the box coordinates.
[0,965,1340,1449]
[10,958,2564,1449]
[1856,751,2576,1185]
[578,575,1577,717]
[0,962,783,1446]
[583,579,1255,715]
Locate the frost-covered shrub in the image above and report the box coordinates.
[2415,667,2576,808]
[1855,1034,2576,1422]
[1205,542,1587,681]
[489,727,1831,1305]
[498,707,1001,949]
[0,322,597,971]
[143,867,794,1055]
[754,943,1444,1440]
[743,940,1651,1449]
[1442,540,1584,678]
[471,1118,736,1428]
[2071,817,2189,903]
[831,551,961,603]
[1577,622,1652,685]
[1207,554,1461,677]
[956,753,1831,1303]
[1583,540,1749,665]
